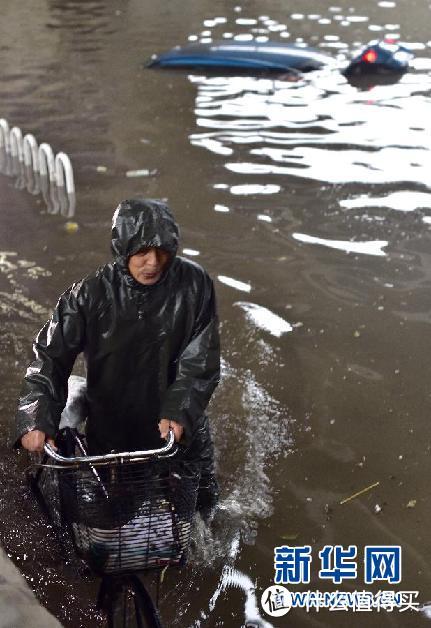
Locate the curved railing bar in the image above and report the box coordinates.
[38,144,59,213]
[23,134,39,171]
[9,127,24,162]
[0,119,10,153]
[55,152,76,218]
[38,143,56,182]
[55,152,75,194]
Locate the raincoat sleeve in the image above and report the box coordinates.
[14,284,86,447]
[159,275,220,442]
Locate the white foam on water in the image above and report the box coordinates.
[420,602,431,619]
[209,565,274,627]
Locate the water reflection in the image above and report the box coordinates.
[214,203,230,212]
[234,301,293,337]
[292,232,388,256]
[182,248,200,256]
[218,275,251,292]
[340,191,431,212]
[191,72,431,189]
[188,36,431,267]
[0,251,51,322]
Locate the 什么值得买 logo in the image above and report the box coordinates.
[261,586,292,617]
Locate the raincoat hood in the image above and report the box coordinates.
[111,199,180,262]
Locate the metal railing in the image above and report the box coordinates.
[0,118,76,217]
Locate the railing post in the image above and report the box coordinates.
[38,143,56,182]
[9,127,25,186]
[10,127,24,162]
[23,134,40,195]
[55,152,76,217]
[38,143,59,214]
[0,119,10,153]
[55,152,75,195]
[23,134,39,171]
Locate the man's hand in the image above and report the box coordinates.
[21,430,55,453]
[159,419,184,443]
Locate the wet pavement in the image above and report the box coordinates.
[1,0,431,626]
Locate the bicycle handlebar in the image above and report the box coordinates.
[43,429,176,464]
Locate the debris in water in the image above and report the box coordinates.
[406,499,417,509]
[96,165,107,173]
[340,481,380,505]
[160,565,168,584]
[374,504,382,514]
[281,533,299,541]
[126,168,158,178]
[64,222,79,234]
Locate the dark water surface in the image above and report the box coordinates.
[1,0,431,626]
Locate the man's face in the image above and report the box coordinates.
[127,247,170,285]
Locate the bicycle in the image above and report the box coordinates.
[27,427,200,627]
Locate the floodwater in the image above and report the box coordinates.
[1,0,431,626]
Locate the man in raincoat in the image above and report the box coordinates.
[15,198,221,510]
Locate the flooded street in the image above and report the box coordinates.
[1,0,431,625]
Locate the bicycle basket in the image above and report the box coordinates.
[36,458,200,575]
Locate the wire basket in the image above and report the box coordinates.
[36,457,200,576]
